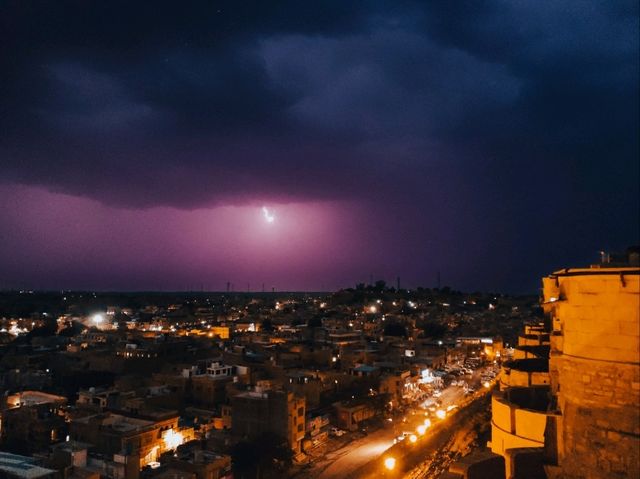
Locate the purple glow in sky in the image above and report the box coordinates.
[0,184,382,291]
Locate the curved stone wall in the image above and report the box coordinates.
[490,387,549,456]
[499,359,550,390]
[543,268,640,479]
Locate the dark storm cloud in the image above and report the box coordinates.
[0,0,638,292]
[1,0,637,209]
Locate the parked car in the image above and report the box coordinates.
[330,427,345,437]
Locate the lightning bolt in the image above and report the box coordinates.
[262,206,275,223]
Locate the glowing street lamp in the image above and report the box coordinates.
[384,457,396,471]
[417,425,426,435]
[409,434,418,444]
[92,314,104,325]
[423,418,432,428]
[435,409,446,420]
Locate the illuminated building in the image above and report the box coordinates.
[542,260,639,478]
[69,412,193,478]
[208,326,230,339]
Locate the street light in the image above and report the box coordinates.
[417,425,426,435]
[384,457,396,471]
[423,418,431,428]
[409,434,417,444]
[436,409,446,420]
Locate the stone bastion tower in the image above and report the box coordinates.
[541,250,639,478]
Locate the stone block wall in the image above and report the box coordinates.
[544,269,639,479]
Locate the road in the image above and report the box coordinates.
[292,365,497,479]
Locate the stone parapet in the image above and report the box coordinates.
[490,388,549,456]
[499,359,550,391]
[547,269,639,363]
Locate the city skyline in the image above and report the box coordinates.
[1,1,638,293]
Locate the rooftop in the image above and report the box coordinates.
[550,266,639,277]
[0,452,56,479]
[73,413,155,433]
[7,391,67,408]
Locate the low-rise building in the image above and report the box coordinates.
[232,386,305,453]
[161,446,232,479]
[488,253,639,479]
[0,391,67,454]
[0,451,57,479]
[69,411,192,477]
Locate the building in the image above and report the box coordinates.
[488,252,639,479]
[541,262,639,478]
[208,327,230,340]
[0,451,56,479]
[303,413,330,451]
[0,391,68,454]
[231,386,305,453]
[69,411,193,477]
[77,387,134,411]
[333,399,376,431]
[161,447,232,479]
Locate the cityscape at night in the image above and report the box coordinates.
[0,2,638,479]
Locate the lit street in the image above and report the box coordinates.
[293,365,496,479]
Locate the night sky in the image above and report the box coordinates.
[1,1,638,293]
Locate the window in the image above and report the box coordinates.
[298,407,304,416]
[297,424,303,432]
